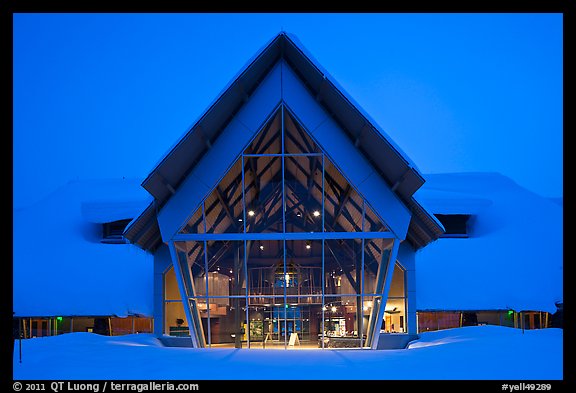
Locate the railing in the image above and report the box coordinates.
[247,286,323,297]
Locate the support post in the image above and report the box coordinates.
[539,312,542,329]
[168,242,199,347]
[368,240,400,349]
[234,246,242,349]
[19,318,22,363]
[521,311,525,334]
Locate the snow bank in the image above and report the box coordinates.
[414,173,563,313]
[12,326,562,380]
[13,179,154,317]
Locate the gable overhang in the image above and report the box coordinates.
[124,32,444,251]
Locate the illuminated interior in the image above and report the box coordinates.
[164,106,405,348]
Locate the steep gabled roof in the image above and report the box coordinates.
[125,32,443,251]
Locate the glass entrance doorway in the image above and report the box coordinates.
[248,304,318,349]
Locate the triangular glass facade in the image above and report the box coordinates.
[171,105,400,349]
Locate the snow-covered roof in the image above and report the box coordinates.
[414,172,563,313]
[13,173,562,316]
[13,179,154,317]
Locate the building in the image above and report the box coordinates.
[13,33,563,349]
[12,179,154,338]
[414,173,562,332]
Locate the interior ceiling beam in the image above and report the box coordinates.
[206,241,233,271]
[339,205,363,233]
[292,114,316,152]
[214,186,240,232]
[306,156,320,203]
[324,170,344,199]
[364,242,391,277]
[333,184,352,224]
[186,241,204,258]
[285,128,307,154]
[325,241,359,292]
[255,127,282,154]
[261,184,283,215]
[248,158,260,200]
[221,165,242,198]
[244,154,280,203]
[249,125,270,155]
[206,202,228,233]
[250,111,279,153]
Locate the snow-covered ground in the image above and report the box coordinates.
[13,326,562,380]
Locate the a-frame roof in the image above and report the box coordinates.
[125,32,444,251]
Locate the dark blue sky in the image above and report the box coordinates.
[13,13,563,207]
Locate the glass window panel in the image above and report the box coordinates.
[361,295,375,346]
[164,266,180,301]
[323,295,362,348]
[187,297,208,347]
[247,298,285,349]
[388,263,406,298]
[204,159,243,234]
[244,109,282,154]
[282,303,319,348]
[364,295,384,345]
[173,241,206,297]
[284,109,320,154]
[247,240,284,296]
[164,301,189,336]
[364,203,389,232]
[363,238,395,295]
[243,156,283,233]
[284,155,323,233]
[179,206,204,234]
[208,298,247,348]
[323,159,362,232]
[324,239,363,296]
[284,240,322,301]
[383,297,407,333]
[205,240,245,297]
